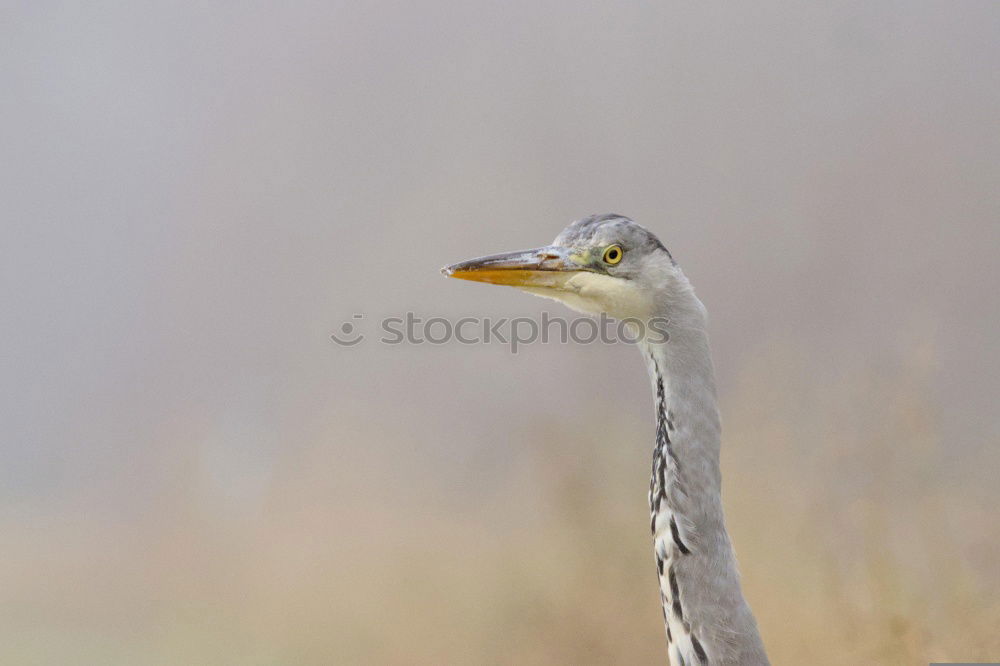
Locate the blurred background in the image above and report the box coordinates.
[2,2,999,664]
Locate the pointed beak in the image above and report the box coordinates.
[441,246,588,288]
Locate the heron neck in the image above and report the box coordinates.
[643,323,723,517]
[640,318,769,665]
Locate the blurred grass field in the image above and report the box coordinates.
[3,347,997,665]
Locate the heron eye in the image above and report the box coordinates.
[603,245,623,265]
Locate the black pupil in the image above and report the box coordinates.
[608,249,618,260]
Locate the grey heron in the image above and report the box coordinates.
[443,214,769,665]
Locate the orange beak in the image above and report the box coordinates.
[441,246,588,288]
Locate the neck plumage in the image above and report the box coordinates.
[641,288,769,666]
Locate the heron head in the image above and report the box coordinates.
[442,214,680,320]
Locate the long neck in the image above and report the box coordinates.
[642,299,769,665]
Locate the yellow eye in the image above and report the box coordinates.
[603,245,624,265]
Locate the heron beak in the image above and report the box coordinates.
[441,246,587,288]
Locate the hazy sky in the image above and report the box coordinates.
[2,0,998,515]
